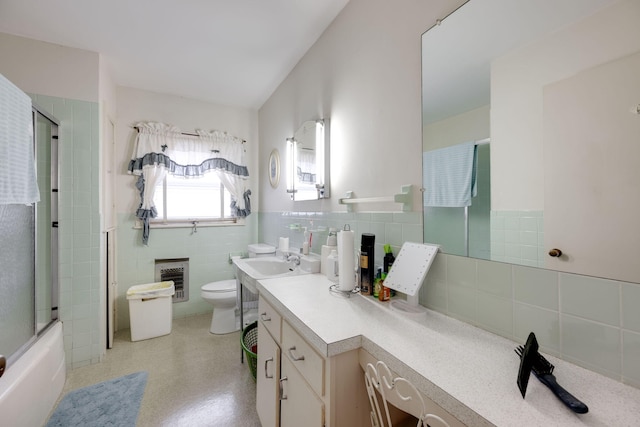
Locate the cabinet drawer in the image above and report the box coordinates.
[258,296,282,343]
[282,321,324,396]
[280,356,324,427]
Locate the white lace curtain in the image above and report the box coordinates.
[128,122,250,244]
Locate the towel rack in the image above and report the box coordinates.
[338,185,413,212]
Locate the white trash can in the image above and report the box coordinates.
[126,281,175,342]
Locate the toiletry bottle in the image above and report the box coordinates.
[383,244,395,296]
[327,250,339,283]
[327,228,337,246]
[379,272,390,301]
[383,244,395,273]
[359,233,375,295]
[302,228,310,255]
[373,268,382,298]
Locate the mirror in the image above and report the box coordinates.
[422,0,640,283]
[286,119,330,201]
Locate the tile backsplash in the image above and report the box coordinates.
[261,209,640,389]
[422,253,640,389]
[258,211,423,268]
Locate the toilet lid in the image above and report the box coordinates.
[202,279,237,292]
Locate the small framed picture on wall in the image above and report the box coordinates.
[268,149,280,188]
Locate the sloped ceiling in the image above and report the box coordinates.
[0,0,350,109]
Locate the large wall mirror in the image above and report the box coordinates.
[286,119,330,201]
[422,0,640,283]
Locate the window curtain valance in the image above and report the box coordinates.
[127,122,250,244]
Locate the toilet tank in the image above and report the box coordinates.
[248,243,276,258]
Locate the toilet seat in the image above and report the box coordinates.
[201,279,236,293]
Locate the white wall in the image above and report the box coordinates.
[490,0,640,211]
[258,0,466,213]
[423,105,490,151]
[0,32,99,103]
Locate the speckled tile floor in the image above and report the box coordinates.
[53,314,260,427]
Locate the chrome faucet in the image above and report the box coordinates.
[286,253,301,265]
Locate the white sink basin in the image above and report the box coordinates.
[233,256,309,293]
[237,257,297,277]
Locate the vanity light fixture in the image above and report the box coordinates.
[315,119,326,199]
[285,137,295,199]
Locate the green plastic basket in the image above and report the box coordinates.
[241,321,258,380]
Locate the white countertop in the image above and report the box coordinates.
[256,273,640,427]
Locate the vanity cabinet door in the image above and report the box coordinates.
[256,321,280,427]
[280,356,324,427]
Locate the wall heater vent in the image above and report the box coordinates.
[155,258,189,303]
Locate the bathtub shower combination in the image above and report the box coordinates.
[0,79,65,427]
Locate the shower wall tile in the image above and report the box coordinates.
[33,94,101,369]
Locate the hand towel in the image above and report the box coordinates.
[0,73,39,205]
[423,141,477,207]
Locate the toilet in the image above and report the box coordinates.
[201,243,276,334]
[201,279,239,334]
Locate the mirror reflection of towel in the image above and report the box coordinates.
[423,141,477,207]
[0,73,39,205]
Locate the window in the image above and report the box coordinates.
[152,172,233,222]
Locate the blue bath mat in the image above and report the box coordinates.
[46,371,148,427]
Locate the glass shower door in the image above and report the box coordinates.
[0,204,36,365]
[0,105,58,368]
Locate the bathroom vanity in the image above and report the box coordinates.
[255,274,640,426]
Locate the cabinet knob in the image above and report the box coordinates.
[260,312,271,322]
[548,248,563,258]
